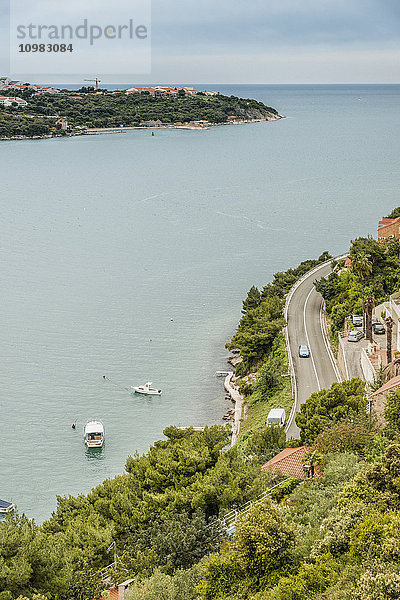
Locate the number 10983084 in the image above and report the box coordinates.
[18,44,73,52]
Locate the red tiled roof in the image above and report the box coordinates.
[378,217,400,229]
[370,375,400,397]
[262,446,312,479]
[97,587,118,600]
[379,218,398,225]
[109,587,119,600]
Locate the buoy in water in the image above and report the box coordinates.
[72,423,76,429]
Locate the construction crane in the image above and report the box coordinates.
[84,78,101,90]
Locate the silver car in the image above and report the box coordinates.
[348,330,364,342]
[352,315,363,327]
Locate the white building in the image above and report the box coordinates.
[0,96,28,107]
[0,77,12,89]
[55,118,69,131]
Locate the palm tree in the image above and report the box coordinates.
[350,251,373,333]
[302,450,323,478]
[385,316,394,365]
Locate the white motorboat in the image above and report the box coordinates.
[84,420,104,448]
[131,382,162,396]
[0,499,15,514]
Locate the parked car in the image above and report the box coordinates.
[299,344,310,358]
[372,323,385,335]
[266,408,286,427]
[348,330,364,342]
[352,315,363,327]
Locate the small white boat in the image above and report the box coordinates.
[131,382,162,396]
[84,420,104,448]
[0,499,15,514]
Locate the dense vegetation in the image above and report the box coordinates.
[0,113,61,138]
[227,251,332,376]
[295,378,367,443]
[186,379,400,600]
[315,230,400,335]
[0,88,280,136]
[226,252,331,456]
[6,375,400,600]
[0,426,277,599]
[386,207,400,219]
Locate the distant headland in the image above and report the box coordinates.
[0,77,283,140]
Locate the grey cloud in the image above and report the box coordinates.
[151,0,400,50]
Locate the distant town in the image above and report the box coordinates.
[0,76,218,109]
[0,77,280,139]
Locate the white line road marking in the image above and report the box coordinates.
[319,301,342,382]
[284,254,347,435]
[304,287,321,391]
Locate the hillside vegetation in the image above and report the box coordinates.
[0,113,60,138]
[315,227,400,336]
[0,426,275,599]
[0,88,281,137]
[5,395,400,600]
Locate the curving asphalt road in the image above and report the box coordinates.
[285,261,342,439]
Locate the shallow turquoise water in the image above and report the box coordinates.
[1,84,399,522]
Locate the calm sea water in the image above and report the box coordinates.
[1,84,399,522]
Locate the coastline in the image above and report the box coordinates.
[224,254,339,450]
[223,371,244,446]
[0,114,284,142]
[84,114,284,134]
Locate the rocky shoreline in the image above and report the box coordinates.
[219,352,245,446]
[0,114,284,142]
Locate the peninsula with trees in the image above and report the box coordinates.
[0,80,282,139]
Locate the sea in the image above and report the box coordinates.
[1,84,399,522]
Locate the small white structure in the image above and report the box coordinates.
[0,499,15,513]
[55,118,68,131]
[118,579,135,600]
[132,382,162,395]
[84,420,104,448]
[266,408,286,427]
[0,96,27,107]
[0,77,12,89]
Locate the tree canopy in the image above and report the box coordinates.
[386,206,400,219]
[0,426,272,599]
[295,378,366,443]
[315,233,400,334]
[0,91,280,137]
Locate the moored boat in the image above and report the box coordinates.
[0,499,15,514]
[84,420,104,448]
[131,382,162,396]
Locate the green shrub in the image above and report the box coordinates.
[263,554,341,600]
[127,566,201,600]
[315,422,373,455]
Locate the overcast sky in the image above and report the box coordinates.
[1,0,400,83]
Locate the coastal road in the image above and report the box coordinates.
[285,260,343,439]
[341,335,367,380]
